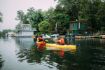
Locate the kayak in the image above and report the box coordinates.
[36,42,77,52]
[46,43,76,52]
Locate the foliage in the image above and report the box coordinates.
[44,7,70,34]
[26,8,43,31]
[15,0,105,34]
[0,29,12,37]
[57,0,105,32]
[52,13,70,34]
[96,1,105,31]
[16,7,44,31]
[38,20,50,33]
[0,12,3,22]
[16,10,25,23]
[44,8,56,33]
[57,0,79,20]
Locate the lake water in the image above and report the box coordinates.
[0,37,105,70]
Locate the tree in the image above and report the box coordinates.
[16,10,25,24]
[57,0,105,32]
[44,8,56,33]
[85,0,103,31]
[0,12,3,22]
[15,0,105,34]
[38,20,50,33]
[57,0,79,21]
[96,1,105,31]
[26,8,44,31]
[52,13,70,34]
[43,6,70,34]
[16,8,44,31]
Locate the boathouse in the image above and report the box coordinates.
[70,19,88,35]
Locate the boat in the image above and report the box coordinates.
[46,43,76,52]
[36,42,76,52]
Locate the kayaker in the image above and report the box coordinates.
[33,35,38,42]
[37,35,44,42]
[36,35,46,51]
[57,37,65,45]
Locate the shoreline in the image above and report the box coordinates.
[75,35,105,39]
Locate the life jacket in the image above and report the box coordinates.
[36,41,46,51]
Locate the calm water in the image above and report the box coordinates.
[0,37,105,70]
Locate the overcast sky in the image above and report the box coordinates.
[0,0,57,30]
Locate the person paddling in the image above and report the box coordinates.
[36,35,46,51]
[57,37,65,45]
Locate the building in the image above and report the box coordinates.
[7,32,16,37]
[16,24,36,37]
[69,19,87,35]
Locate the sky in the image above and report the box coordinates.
[0,0,57,30]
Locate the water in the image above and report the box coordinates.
[0,37,105,70]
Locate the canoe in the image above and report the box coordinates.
[36,42,77,52]
[46,43,76,52]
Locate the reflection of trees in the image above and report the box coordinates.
[90,48,105,70]
[16,45,44,63]
[0,54,4,69]
[16,39,105,70]
[16,45,78,70]
[46,51,78,70]
[77,39,105,70]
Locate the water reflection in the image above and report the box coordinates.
[76,39,105,70]
[16,43,77,70]
[0,54,4,70]
[16,46,44,63]
[9,38,105,70]
[0,37,103,70]
[15,37,34,49]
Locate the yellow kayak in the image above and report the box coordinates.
[46,43,76,52]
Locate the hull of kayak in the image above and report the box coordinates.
[36,42,76,52]
[46,43,76,52]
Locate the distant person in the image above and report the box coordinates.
[33,35,38,42]
[37,35,44,42]
[57,37,65,45]
[36,35,46,51]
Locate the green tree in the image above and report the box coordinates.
[38,20,50,33]
[44,6,70,34]
[57,0,105,33]
[26,7,44,31]
[52,13,70,34]
[86,0,101,32]
[16,10,25,24]
[16,8,44,31]
[16,10,29,24]
[15,0,105,34]
[0,12,3,22]
[96,1,105,31]
[57,0,79,21]
[43,8,56,33]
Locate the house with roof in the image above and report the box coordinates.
[69,19,88,35]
